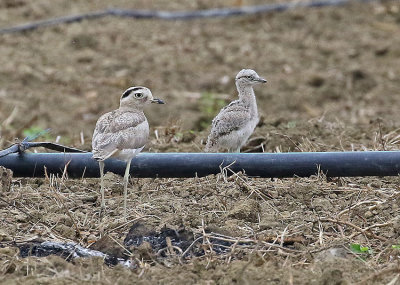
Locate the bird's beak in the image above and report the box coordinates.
[151,98,165,104]
[256,77,267,83]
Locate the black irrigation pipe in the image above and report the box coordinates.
[0,0,376,34]
[1,151,400,179]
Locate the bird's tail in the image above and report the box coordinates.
[92,148,118,161]
[92,153,105,161]
[92,155,104,162]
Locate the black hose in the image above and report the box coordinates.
[0,0,376,34]
[0,151,399,178]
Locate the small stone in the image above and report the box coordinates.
[259,220,280,230]
[315,247,349,262]
[392,215,400,235]
[15,214,27,222]
[0,229,12,242]
[0,247,18,256]
[313,198,331,211]
[364,211,374,218]
[281,211,291,219]
[269,190,279,199]
[87,234,97,243]
[55,224,76,239]
[58,214,73,227]
[82,195,97,203]
[181,190,190,198]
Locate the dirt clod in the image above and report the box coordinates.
[0,247,18,257]
[91,235,125,258]
[228,199,260,223]
[392,215,400,235]
[320,268,348,285]
[0,166,12,192]
[0,229,12,242]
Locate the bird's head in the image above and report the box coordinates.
[235,69,267,87]
[120,86,164,109]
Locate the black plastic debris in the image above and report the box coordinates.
[16,241,135,268]
[10,224,270,267]
[123,223,246,257]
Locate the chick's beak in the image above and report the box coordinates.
[257,77,267,83]
[151,98,165,104]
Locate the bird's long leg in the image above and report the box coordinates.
[99,160,105,217]
[123,159,132,220]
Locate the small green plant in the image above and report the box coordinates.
[350,243,373,255]
[200,92,226,116]
[287,121,297,129]
[197,92,227,130]
[392,244,400,249]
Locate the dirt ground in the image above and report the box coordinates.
[1,0,400,284]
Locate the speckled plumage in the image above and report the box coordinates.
[205,69,267,153]
[92,86,164,219]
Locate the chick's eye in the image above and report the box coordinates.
[134,93,144,98]
[246,76,252,79]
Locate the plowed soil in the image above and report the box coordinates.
[1,0,400,284]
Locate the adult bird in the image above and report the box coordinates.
[205,69,267,153]
[92,86,164,219]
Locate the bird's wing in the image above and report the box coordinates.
[92,110,149,160]
[206,102,251,144]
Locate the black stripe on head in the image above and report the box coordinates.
[121,89,132,99]
[130,87,143,92]
[121,87,143,99]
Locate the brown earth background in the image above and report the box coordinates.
[0,0,400,284]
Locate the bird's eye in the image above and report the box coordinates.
[246,76,252,79]
[134,93,144,99]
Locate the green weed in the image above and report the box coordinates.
[350,243,373,255]
[197,92,227,130]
